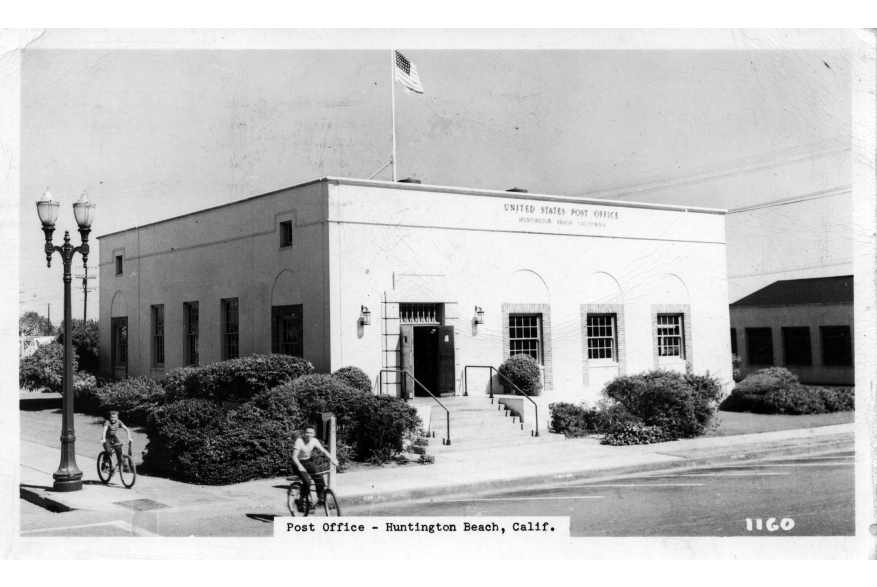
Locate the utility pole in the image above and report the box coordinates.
[75,264,97,322]
[46,303,53,335]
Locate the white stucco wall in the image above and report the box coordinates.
[327,180,732,405]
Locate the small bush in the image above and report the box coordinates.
[332,366,373,393]
[498,354,542,396]
[720,368,853,415]
[93,376,167,425]
[732,354,742,381]
[19,342,78,392]
[601,421,668,446]
[550,401,642,438]
[162,354,314,403]
[603,370,722,440]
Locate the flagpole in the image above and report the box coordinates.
[391,49,397,182]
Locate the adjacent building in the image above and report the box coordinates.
[98,177,733,406]
[729,275,854,385]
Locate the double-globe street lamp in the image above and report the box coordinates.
[36,188,96,492]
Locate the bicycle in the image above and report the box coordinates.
[287,470,340,517]
[97,440,137,488]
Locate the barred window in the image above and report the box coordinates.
[184,302,199,365]
[587,314,616,360]
[821,325,852,367]
[782,327,811,366]
[746,327,773,365]
[222,298,239,360]
[152,305,165,366]
[509,314,542,364]
[400,303,440,324]
[657,314,684,358]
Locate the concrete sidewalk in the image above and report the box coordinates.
[20,423,853,515]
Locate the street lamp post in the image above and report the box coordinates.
[37,189,96,492]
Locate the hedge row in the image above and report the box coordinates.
[720,367,854,415]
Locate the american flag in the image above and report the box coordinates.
[394,51,424,94]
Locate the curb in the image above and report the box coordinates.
[20,485,76,513]
[339,435,853,511]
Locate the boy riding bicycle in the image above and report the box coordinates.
[101,411,133,472]
[292,424,338,510]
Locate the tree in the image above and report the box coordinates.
[19,311,56,337]
[56,319,100,374]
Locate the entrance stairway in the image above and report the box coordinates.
[409,396,566,456]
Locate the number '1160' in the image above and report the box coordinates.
[745,518,795,531]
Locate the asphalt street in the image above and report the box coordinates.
[352,451,856,537]
[19,451,854,537]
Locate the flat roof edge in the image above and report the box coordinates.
[97,175,726,240]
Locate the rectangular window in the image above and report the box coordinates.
[272,305,303,357]
[509,314,542,364]
[656,314,684,358]
[782,327,812,366]
[115,255,123,275]
[746,327,774,365]
[730,328,738,356]
[821,325,852,366]
[222,298,239,360]
[111,317,127,366]
[184,302,199,366]
[152,305,165,366]
[587,314,616,360]
[279,221,293,248]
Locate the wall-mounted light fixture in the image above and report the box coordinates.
[474,306,484,325]
[360,305,371,326]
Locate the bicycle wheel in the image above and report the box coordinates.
[97,451,113,484]
[119,455,137,488]
[322,489,340,517]
[287,482,303,517]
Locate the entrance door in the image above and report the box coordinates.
[438,326,455,394]
[400,325,414,399]
[413,326,440,397]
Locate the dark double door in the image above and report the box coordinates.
[400,325,455,398]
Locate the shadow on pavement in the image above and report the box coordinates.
[246,514,277,523]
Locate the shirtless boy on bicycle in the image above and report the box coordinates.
[101,411,132,471]
[292,424,338,508]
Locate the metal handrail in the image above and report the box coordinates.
[463,365,540,437]
[378,369,451,445]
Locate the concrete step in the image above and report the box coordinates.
[421,432,567,455]
[421,426,538,445]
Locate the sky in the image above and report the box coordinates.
[15,32,853,322]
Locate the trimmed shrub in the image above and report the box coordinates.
[601,421,668,446]
[818,387,855,412]
[332,366,373,393]
[719,368,853,415]
[57,319,100,374]
[498,354,542,396]
[19,342,78,392]
[162,354,314,403]
[142,398,227,480]
[93,376,167,425]
[603,370,723,440]
[275,374,422,461]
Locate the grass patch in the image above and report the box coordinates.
[708,409,854,437]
